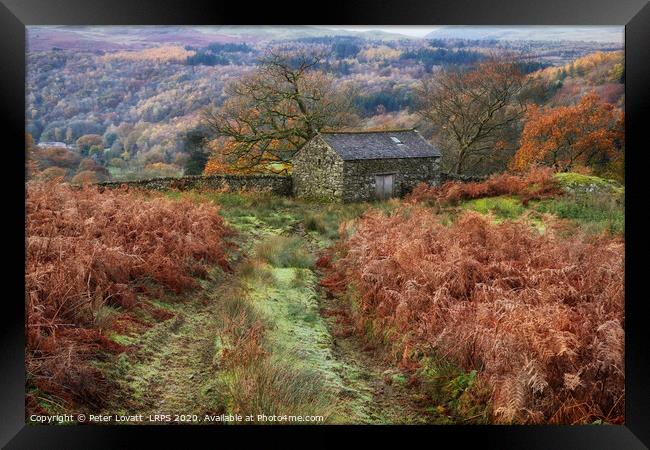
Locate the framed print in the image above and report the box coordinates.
[1,0,648,447]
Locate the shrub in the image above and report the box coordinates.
[323,207,624,424]
[26,182,233,412]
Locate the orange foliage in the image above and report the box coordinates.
[512,92,624,172]
[322,207,624,424]
[407,167,562,206]
[204,138,290,175]
[26,182,233,412]
[71,170,101,184]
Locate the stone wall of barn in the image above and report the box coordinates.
[342,157,440,202]
[292,137,345,201]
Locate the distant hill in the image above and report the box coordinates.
[27,26,412,51]
[425,26,623,44]
[28,25,624,52]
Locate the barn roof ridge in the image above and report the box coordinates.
[316,128,441,160]
[319,128,417,134]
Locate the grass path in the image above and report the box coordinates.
[100,270,239,421]
[102,192,434,424]
[318,283,433,424]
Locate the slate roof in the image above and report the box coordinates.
[319,129,441,161]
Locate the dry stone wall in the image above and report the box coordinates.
[98,174,292,195]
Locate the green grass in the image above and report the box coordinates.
[532,192,624,235]
[254,235,314,269]
[462,196,525,221]
[108,166,183,181]
[456,174,624,236]
[232,263,340,422]
[108,333,139,346]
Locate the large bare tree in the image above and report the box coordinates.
[416,58,532,175]
[203,50,358,174]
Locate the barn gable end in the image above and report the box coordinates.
[292,135,345,201]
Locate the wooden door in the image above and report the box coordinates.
[375,174,394,200]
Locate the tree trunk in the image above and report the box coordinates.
[454,148,466,175]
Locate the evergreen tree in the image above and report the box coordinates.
[182,129,209,175]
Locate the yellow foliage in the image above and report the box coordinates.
[536,51,624,84]
[101,45,195,63]
[359,45,402,61]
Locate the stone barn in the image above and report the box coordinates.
[292,129,441,202]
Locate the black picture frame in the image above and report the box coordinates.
[2,0,648,448]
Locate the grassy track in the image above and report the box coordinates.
[100,192,431,423]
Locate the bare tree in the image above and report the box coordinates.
[203,50,358,174]
[416,58,531,175]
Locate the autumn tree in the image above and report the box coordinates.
[416,58,532,175]
[75,134,104,155]
[78,158,110,178]
[37,166,67,181]
[33,146,81,171]
[202,50,358,174]
[71,170,101,184]
[511,91,624,175]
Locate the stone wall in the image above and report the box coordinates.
[292,136,344,201]
[98,174,292,195]
[342,157,440,202]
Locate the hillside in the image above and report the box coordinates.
[26,27,624,183]
[27,26,414,52]
[535,51,625,106]
[424,26,623,43]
